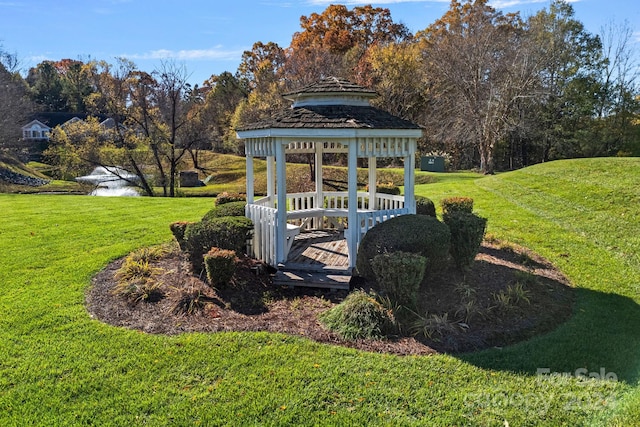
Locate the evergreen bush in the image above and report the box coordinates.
[215,191,246,206]
[204,247,237,288]
[443,211,487,270]
[169,221,194,250]
[441,197,474,215]
[355,214,450,281]
[375,182,401,195]
[184,216,253,272]
[415,195,436,217]
[371,251,427,307]
[202,201,246,222]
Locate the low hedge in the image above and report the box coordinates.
[356,214,450,281]
[184,216,253,272]
[441,197,474,215]
[215,191,246,206]
[202,201,246,222]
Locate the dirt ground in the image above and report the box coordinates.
[86,240,574,355]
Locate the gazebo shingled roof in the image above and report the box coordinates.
[238,76,421,131]
[238,105,422,131]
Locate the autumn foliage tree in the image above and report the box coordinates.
[285,4,410,86]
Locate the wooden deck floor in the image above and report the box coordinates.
[285,230,349,270]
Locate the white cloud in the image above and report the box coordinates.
[126,46,246,61]
[491,0,579,7]
[26,55,51,64]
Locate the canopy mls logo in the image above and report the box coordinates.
[537,367,618,382]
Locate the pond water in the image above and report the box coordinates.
[76,166,140,197]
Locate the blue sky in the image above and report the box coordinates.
[1,0,638,86]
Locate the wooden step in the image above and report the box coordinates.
[279,262,351,275]
[273,268,351,290]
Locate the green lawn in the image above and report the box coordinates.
[1,157,639,425]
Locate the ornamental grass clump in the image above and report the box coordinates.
[172,287,211,315]
[443,211,487,270]
[113,277,164,304]
[204,247,237,288]
[319,290,394,340]
[112,250,164,303]
[371,251,427,308]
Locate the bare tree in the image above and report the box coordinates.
[47,59,205,197]
[418,0,541,174]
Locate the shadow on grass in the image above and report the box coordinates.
[458,287,640,384]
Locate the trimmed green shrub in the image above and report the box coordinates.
[319,289,394,340]
[443,211,487,270]
[204,247,237,288]
[375,182,401,195]
[441,197,474,215]
[371,251,427,307]
[202,201,246,222]
[170,221,194,250]
[415,195,436,217]
[184,216,253,272]
[356,214,450,281]
[216,191,246,206]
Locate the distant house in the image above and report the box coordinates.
[17,112,108,161]
[20,112,107,142]
[21,119,52,141]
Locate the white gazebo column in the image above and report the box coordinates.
[368,156,376,209]
[404,149,416,214]
[246,153,254,204]
[347,141,358,268]
[315,141,324,230]
[267,155,275,207]
[275,140,287,264]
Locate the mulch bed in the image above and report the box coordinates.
[86,240,574,355]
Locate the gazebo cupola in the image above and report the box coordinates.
[237,77,423,269]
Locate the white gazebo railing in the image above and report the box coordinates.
[245,191,409,267]
[245,203,277,267]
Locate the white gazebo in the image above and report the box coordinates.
[236,77,423,271]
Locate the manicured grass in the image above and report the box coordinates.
[1,158,639,425]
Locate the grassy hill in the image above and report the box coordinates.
[1,157,639,425]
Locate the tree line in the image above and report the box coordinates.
[1,0,638,195]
